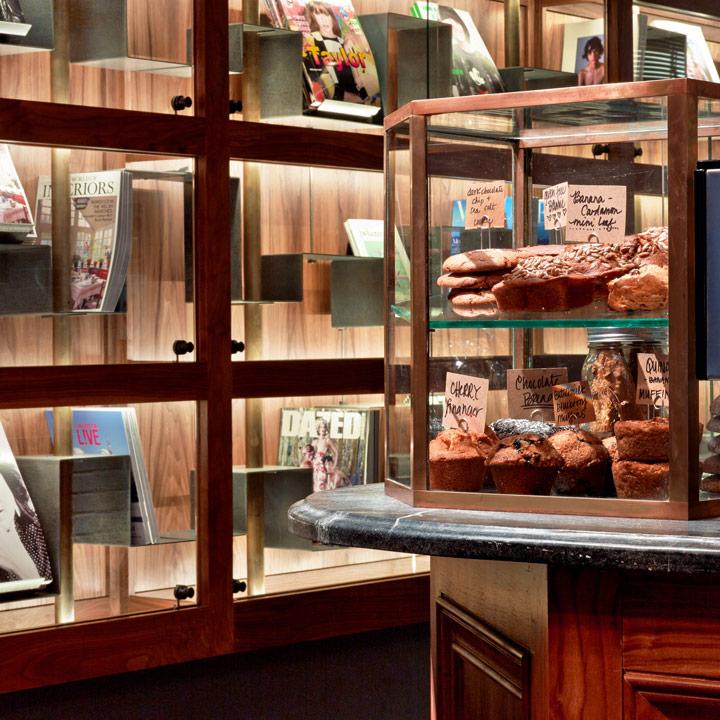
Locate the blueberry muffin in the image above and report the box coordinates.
[487,434,564,495]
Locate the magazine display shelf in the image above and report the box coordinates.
[384,78,720,520]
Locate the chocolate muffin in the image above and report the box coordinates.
[548,428,610,496]
[615,418,669,462]
[487,434,564,495]
[428,428,498,492]
[612,460,669,500]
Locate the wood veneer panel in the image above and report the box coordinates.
[547,567,622,720]
[623,575,720,680]
[229,121,383,171]
[232,358,384,397]
[0,363,207,408]
[233,574,429,652]
[624,672,720,719]
[0,99,204,155]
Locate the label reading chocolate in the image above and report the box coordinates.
[543,181,568,230]
[506,367,569,422]
[636,353,669,407]
[552,381,596,425]
[566,184,627,244]
[464,181,505,230]
[443,372,489,433]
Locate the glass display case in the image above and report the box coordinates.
[385,78,720,519]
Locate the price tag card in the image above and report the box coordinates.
[506,367,568,422]
[543,181,568,230]
[552,381,595,425]
[464,181,505,230]
[566,185,626,244]
[636,353,669,407]
[443,372,489,433]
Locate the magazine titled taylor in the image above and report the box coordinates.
[263,0,382,118]
[277,406,381,492]
[35,170,132,312]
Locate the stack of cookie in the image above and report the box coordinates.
[436,248,518,318]
[702,395,720,493]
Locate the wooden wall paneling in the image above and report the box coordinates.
[547,566,622,720]
[126,0,192,65]
[431,557,549,719]
[624,672,720,719]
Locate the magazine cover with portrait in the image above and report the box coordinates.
[263,0,381,115]
[0,423,52,594]
[277,407,376,492]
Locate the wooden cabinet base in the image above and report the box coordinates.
[431,558,720,720]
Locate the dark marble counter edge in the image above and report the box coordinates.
[289,485,720,574]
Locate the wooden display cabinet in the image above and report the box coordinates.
[384,78,720,519]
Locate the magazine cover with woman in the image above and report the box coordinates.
[263,0,382,115]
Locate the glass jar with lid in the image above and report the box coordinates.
[621,328,669,420]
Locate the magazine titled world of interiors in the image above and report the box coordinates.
[0,421,53,594]
[277,406,381,492]
[46,407,159,546]
[263,0,382,119]
[35,170,132,312]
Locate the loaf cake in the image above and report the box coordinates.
[607,265,668,312]
[428,428,498,492]
[615,418,670,462]
[548,428,610,496]
[612,460,669,500]
[487,434,564,495]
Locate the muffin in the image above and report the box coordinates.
[548,428,610,496]
[428,428,497,492]
[602,436,619,462]
[615,418,669,462]
[612,460,669,500]
[487,434,564,495]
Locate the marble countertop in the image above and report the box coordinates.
[289,484,720,574]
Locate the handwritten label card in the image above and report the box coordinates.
[543,181,568,230]
[465,182,505,230]
[636,353,669,407]
[506,367,568,422]
[566,184,626,244]
[552,381,595,425]
[443,372,489,433]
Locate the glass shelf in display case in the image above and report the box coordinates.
[384,78,720,520]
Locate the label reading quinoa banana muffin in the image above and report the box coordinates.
[443,372,489,433]
[552,381,595,425]
[507,367,568,421]
[636,353,669,407]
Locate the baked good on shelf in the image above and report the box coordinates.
[489,418,571,439]
[487,434,564,495]
[447,289,498,318]
[563,242,634,292]
[442,248,518,274]
[623,226,669,268]
[548,428,610,496]
[516,244,564,259]
[607,265,668,312]
[437,271,508,290]
[491,256,596,312]
[707,416,720,433]
[701,475,720,493]
[615,417,670,462]
[710,395,720,417]
[612,460,670,500]
[428,428,498,492]
[587,348,640,433]
[708,434,720,454]
[702,455,720,475]
[602,436,618,462]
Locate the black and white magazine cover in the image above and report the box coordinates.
[0,0,31,36]
[0,423,52,594]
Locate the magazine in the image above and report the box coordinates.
[277,406,381,492]
[0,421,53,594]
[263,0,382,118]
[0,0,31,36]
[410,2,503,95]
[0,144,33,238]
[648,18,720,84]
[46,408,159,546]
[35,170,133,312]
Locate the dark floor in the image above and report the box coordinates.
[4,623,430,720]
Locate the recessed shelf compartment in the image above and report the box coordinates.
[0,0,53,56]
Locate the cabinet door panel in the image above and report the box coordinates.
[625,672,720,720]
[436,596,530,720]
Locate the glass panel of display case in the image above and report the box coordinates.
[386,123,412,488]
[0,0,195,113]
[0,401,198,634]
[229,160,384,361]
[231,395,428,597]
[0,144,194,367]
